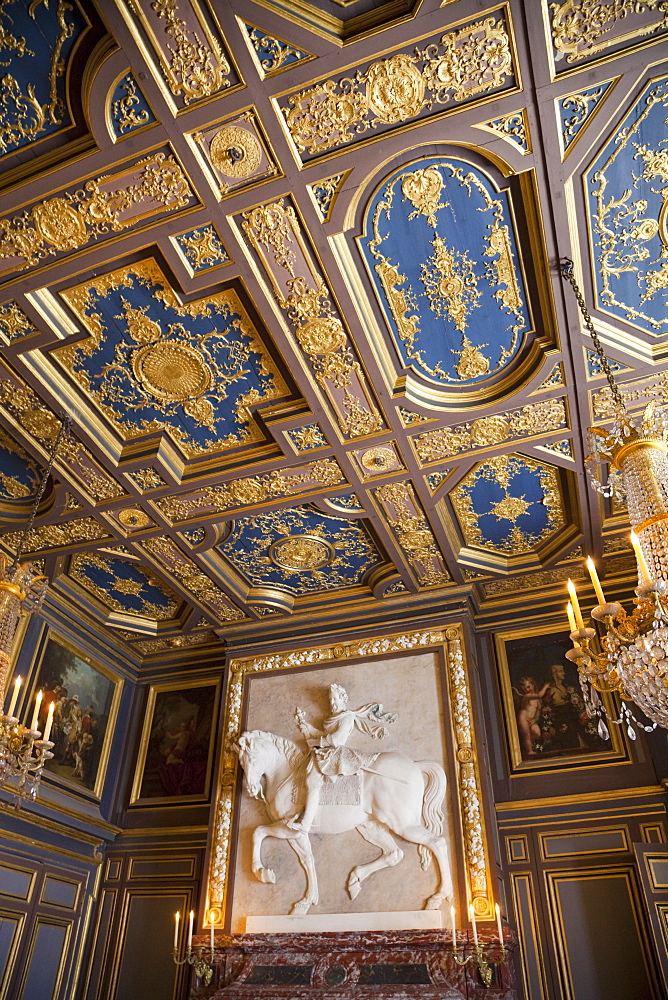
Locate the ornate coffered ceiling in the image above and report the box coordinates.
[0,0,665,659]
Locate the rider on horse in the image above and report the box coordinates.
[287,683,397,833]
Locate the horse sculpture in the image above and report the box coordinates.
[235,729,453,915]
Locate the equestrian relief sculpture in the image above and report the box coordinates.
[235,684,453,915]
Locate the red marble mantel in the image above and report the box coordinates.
[189,928,521,999]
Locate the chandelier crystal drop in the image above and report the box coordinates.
[561,259,668,732]
[0,415,70,803]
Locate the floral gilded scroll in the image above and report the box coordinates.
[277,8,516,161]
[240,198,383,439]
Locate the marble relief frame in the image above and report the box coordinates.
[207,625,494,932]
[495,622,628,774]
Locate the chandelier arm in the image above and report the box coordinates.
[560,258,626,412]
[8,415,71,573]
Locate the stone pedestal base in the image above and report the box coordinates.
[245,910,443,933]
[191,928,520,1000]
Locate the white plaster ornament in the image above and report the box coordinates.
[234,684,453,915]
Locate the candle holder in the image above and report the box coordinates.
[172,945,214,986]
[451,940,505,989]
[0,715,54,805]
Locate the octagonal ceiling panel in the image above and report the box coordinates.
[216,504,386,599]
[31,259,293,466]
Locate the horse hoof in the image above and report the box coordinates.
[347,875,361,900]
[425,894,443,910]
[254,867,276,884]
[291,900,311,915]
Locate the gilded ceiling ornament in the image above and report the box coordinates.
[558,83,613,153]
[413,398,567,463]
[51,259,287,458]
[473,110,531,155]
[537,438,573,460]
[308,172,349,223]
[281,13,514,159]
[483,565,585,597]
[384,580,408,596]
[110,73,154,136]
[533,363,565,392]
[210,125,262,178]
[156,458,344,523]
[0,0,84,155]
[117,508,152,529]
[242,22,312,77]
[363,158,527,386]
[585,349,629,380]
[269,535,334,570]
[137,0,232,104]
[359,446,397,472]
[173,225,229,273]
[0,153,193,272]
[0,427,40,503]
[0,518,110,553]
[218,506,383,595]
[69,551,179,620]
[143,535,245,622]
[450,454,565,555]
[285,424,328,452]
[587,76,668,335]
[0,301,37,344]
[241,199,383,438]
[550,0,668,64]
[375,481,450,587]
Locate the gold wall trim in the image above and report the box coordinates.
[208,624,495,924]
[496,785,666,812]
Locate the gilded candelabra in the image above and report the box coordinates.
[451,941,497,988]
[0,414,69,801]
[561,259,668,732]
[172,944,214,987]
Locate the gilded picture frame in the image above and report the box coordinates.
[206,624,494,933]
[27,629,123,799]
[130,678,220,807]
[494,622,628,773]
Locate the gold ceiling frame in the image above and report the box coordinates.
[335,148,558,413]
[206,624,495,929]
[250,0,425,46]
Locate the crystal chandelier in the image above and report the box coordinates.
[0,415,69,801]
[561,259,668,734]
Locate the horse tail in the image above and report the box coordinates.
[417,761,446,871]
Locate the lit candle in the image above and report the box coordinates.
[174,911,180,951]
[567,579,584,629]
[469,902,478,946]
[630,530,651,585]
[209,912,214,953]
[187,910,194,950]
[43,702,55,743]
[451,904,456,947]
[29,690,42,733]
[6,676,21,718]
[586,556,606,606]
[496,902,503,944]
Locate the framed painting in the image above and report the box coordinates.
[495,623,627,772]
[28,629,123,798]
[130,679,219,806]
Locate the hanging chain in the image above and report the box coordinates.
[9,414,72,573]
[560,258,626,412]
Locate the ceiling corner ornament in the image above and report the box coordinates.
[374,481,450,587]
[240,198,384,438]
[241,21,314,78]
[0,302,38,345]
[550,0,668,67]
[472,109,531,154]
[121,0,237,109]
[278,10,515,161]
[0,152,194,276]
[361,157,528,389]
[308,171,350,223]
[557,80,614,156]
[585,74,668,338]
[0,0,86,157]
[109,72,155,139]
[171,225,230,274]
[49,259,288,458]
[450,454,565,555]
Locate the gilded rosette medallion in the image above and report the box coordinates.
[361,157,529,388]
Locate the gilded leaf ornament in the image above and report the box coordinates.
[110,73,155,138]
[558,82,613,153]
[280,12,515,160]
[550,0,668,65]
[172,225,230,273]
[242,22,313,77]
[473,110,531,154]
[308,173,349,223]
[375,481,450,587]
[362,157,528,386]
[0,301,38,344]
[51,259,288,458]
[142,536,245,622]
